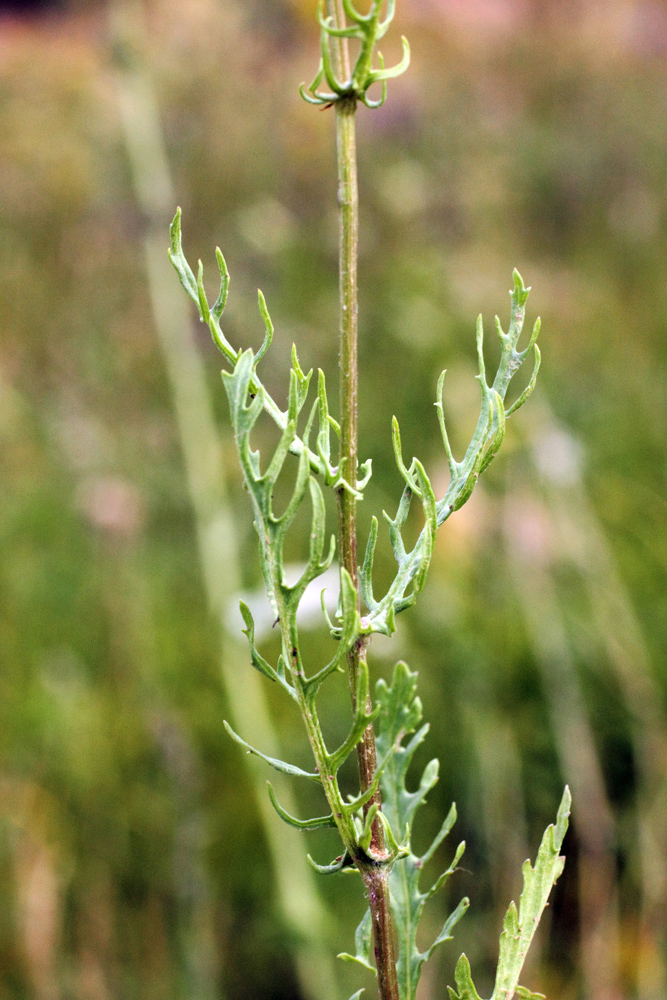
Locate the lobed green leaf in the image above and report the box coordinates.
[364,273,542,637]
[343,663,468,1000]
[448,787,571,1000]
[490,786,571,1000]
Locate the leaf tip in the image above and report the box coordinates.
[555,785,572,846]
[512,268,531,304]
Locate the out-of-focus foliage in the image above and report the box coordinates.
[1,1,666,999]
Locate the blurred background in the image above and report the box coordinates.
[1,0,666,998]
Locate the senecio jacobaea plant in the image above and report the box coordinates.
[170,2,570,999]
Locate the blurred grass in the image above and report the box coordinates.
[1,0,667,998]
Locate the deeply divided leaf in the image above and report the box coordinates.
[350,662,469,1000]
[448,787,571,1000]
[491,787,571,1000]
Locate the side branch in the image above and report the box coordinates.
[361,270,542,637]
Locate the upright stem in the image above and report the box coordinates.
[336,97,377,795]
[327,5,399,999]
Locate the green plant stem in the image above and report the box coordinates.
[327,4,399,999]
[335,97,381,817]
